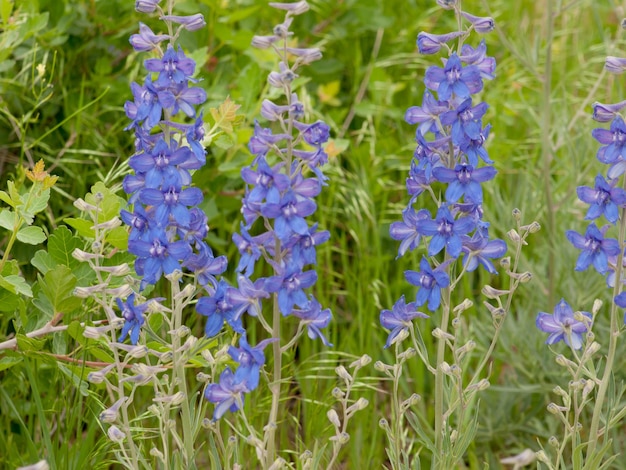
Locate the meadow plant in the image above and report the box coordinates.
[378,2,538,468]
[201,1,368,467]
[532,49,626,469]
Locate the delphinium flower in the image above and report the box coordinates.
[382,5,503,334]
[202,3,333,454]
[536,299,592,350]
[118,3,227,343]
[534,52,626,468]
[380,3,506,467]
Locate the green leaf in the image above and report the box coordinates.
[0,274,33,297]
[39,265,81,314]
[0,355,23,372]
[0,189,15,207]
[1,258,18,276]
[25,188,51,217]
[65,217,95,239]
[7,181,21,206]
[48,225,83,267]
[0,287,22,311]
[16,334,45,352]
[213,133,234,150]
[16,226,46,245]
[105,226,128,250]
[0,208,17,231]
[0,0,14,27]
[31,250,57,274]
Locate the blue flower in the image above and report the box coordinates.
[593,116,626,164]
[433,162,497,203]
[576,175,626,224]
[116,293,148,345]
[417,31,464,55]
[440,98,489,146]
[380,295,429,348]
[536,299,591,350]
[460,233,507,274]
[566,223,620,274]
[144,44,197,88]
[405,257,451,311]
[205,368,248,420]
[261,190,316,242]
[129,236,192,287]
[416,205,475,258]
[405,91,449,136]
[424,54,483,100]
[196,280,245,337]
[291,296,333,346]
[389,207,430,258]
[228,335,277,391]
[265,262,318,315]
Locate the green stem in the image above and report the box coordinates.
[265,292,282,468]
[586,203,626,457]
[542,0,556,307]
[433,261,451,469]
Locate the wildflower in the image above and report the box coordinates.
[116,293,149,344]
[405,257,451,311]
[404,91,449,136]
[424,53,483,101]
[228,335,278,390]
[417,31,464,55]
[416,205,475,258]
[536,299,591,349]
[432,162,497,203]
[129,23,169,52]
[592,116,626,164]
[265,262,318,315]
[389,207,430,257]
[460,233,507,274]
[461,11,495,34]
[291,296,333,346]
[205,368,248,420]
[565,223,620,274]
[576,175,626,223]
[380,295,429,348]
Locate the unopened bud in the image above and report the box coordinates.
[327,409,341,427]
[582,380,595,398]
[107,425,125,443]
[336,366,352,382]
[519,272,533,283]
[512,208,522,221]
[440,361,452,375]
[507,229,521,243]
[391,327,410,345]
[165,270,183,282]
[500,257,511,269]
[592,299,603,315]
[450,429,458,443]
[332,387,344,399]
[536,450,550,464]
[350,354,372,369]
[553,386,567,398]
[432,328,455,341]
[347,397,369,414]
[196,372,211,383]
[268,458,286,470]
[374,361,387,372]
[451,317,461,329]
[398,347,416,361]
[548,436,559,448]
[401,393,421,409]
[379,418,390,430]
[150,448,164,460]
[330,432,350,445]
[453,298,473,314]
[528,221,541,233]
[555,354,577,368]
[482,285,509,299]
[73,198,98,212]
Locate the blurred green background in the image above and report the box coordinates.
[1,0,626,468]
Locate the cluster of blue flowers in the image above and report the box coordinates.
[381,3,506,347]
[117,2,227,343]
[536,72,626,348]
[203,0,333,420]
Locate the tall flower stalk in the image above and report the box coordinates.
[379,2,536,468]
[200,1,336,466]
[534,51,626,468]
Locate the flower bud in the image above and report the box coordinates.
[107,425,125,443]
[150,448,164,460]
[17,461,50,470]
[548,436,559,448]
[605,56,626,74]
[327,409,341,428]
[398,347,416,361]
[347,397,369,414]
[73,198,98,212]
[269,1,310,15]
[432,328,455,341]
[374,361,387,372]
[379,418,390,430]
[335,365,352,382]
[482,285,510,299]
[519,272,533,283]
[453,298,473,314]
[268,458,286,470]
[535,450,550,464]
[401,393,421,409]
[329,432,350,445]
[461,11,495,33]
[436,0,458,9]
[350,354,372,369]
[100,397,126,423]
[500,257,511,269]
[161,13,206,31]
[507,229,521,243]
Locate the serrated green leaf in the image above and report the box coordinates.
[1,259,18,276]
[39,265,81,314]
[31,250,57,274]
[7,181,21,206]
[48,225,83,267]
[0,355,23,372]
[0,274,33,297]
[16,226,46,245]
[0,208,17,231]
[0,288,22,312]
[65,217,95,239]
[213,133,234,150]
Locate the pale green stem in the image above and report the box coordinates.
[586,203,626,457]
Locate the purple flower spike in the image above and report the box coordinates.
[416,205,476,258]
[577,175,626,224]
[261,190,316,242]
[459,40,496,80]
[265,263,318,315]
[440,98,489,146]
[405,91,449,136]
[405,257,451,312]
[536,299,591,350]
[566,223,620,274]
[380,295,429,348]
